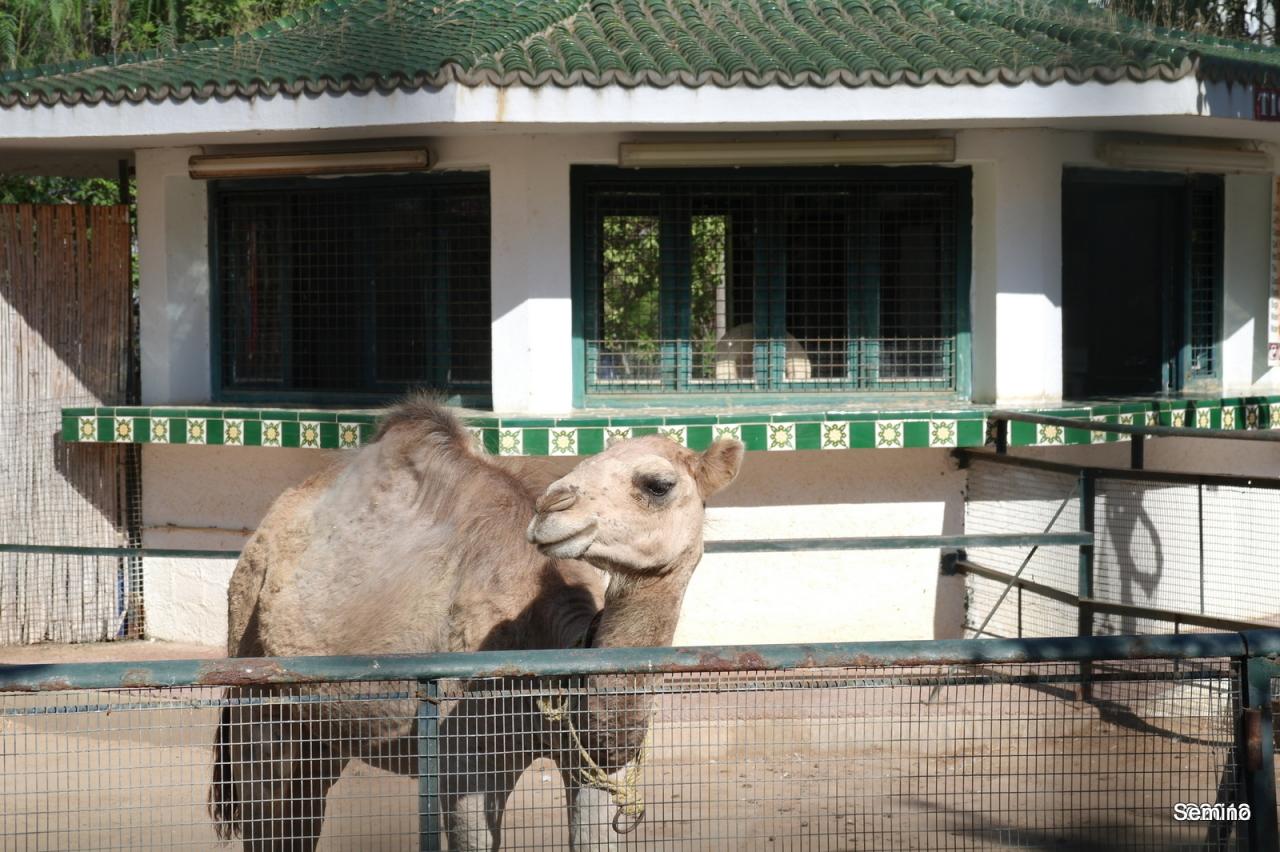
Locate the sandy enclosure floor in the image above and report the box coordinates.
[0,647,1254,851]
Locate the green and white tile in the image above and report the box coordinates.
[187,418,207,445]
[1144,411,1158,427]
[603,426,632,447]
[77,416,97,442]
[549,428,579,456]
[149,417,170,444]
[657,426,687,447]
[1088,417,1108,444]
[339,423,362,449]
[1223,406,1237,430]
[765,423,795,451]
[820,421,850,449]
[261,420,283,447]
[1169,410,1186,429]
[1036,423,1065,446]
[1246,404,1261,430]
[113,416,134,443]
[223,418,245,446]
[712,424,742,443]
[1196,408,1212,429]
[498,429,524,456]
[299,422,322,449]
[928,420,958,448]
[875,420,904,449]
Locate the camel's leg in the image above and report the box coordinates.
[441,762,524,851]
[561,765,637,852]
[213,693,348,852]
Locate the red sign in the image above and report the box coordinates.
[1256,88,1280,120]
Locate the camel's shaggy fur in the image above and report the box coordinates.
[210,394,743,850]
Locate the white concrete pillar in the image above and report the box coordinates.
[487,136,579,413]
[135,147,210,405]
[1222,173,1279,394]
[961,130,1069,404]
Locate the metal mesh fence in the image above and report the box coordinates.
[214,176,491,400]
[580,169,963,394]
[0,398,141,643]
[0,659,1245,850]
[1093,478,1280,635]
[962,459,1081,638]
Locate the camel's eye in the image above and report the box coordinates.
[639,476,675,499]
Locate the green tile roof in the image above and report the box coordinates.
[4,0,1280,107]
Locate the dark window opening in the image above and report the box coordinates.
[214,176,491,401]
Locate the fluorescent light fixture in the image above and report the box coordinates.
[618,139,956,168]
[1097,140,1270,174]
[188,148,432,179]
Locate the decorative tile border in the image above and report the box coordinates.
[59,396,1280,456]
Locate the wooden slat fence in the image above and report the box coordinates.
[0,204,136,643]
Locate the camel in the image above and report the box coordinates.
[713,322,813,381]
[208,395,744,850]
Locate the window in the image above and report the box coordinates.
[213,175,491,402]
[577,167,969,397]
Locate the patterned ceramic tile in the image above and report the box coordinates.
[1036,423,1065,446]
[1089,417,1107,444]
[77,416,97,442]
[603,426,632,447]
[1246,404,1260,430]
[549,428,579,456]
[1142,412,1157,427]
[928,420,957,448]
[338,423,362,449]
[112,416,133,443]
[1271,402,1280,429]
[820,421,850,449]
[299,421,322,449]
[223,418,245,446]
[1223,407,1237,430]
[984,418,998,446]
[657,426,687,446]
[465,426,487,454]
[1170,410,1186,428]
[767,423,796,451]
[498,429,523,456]
[875,420,904,449]
[149,417,170,444]
[712,424,742,443]
[1196,408,1212,429]
[261,420,283,448]
[187,418,207,445]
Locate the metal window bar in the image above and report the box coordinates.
[214,177,492,401]
[581,173,961,394]
[1,632,1277,851]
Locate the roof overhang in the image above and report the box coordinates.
[4,77,1280,162]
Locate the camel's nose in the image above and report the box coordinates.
[535,487,578,515]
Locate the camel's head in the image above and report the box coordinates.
[527,436,744,576]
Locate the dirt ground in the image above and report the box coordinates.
[0,646,1253,851]
[0,639,224,664]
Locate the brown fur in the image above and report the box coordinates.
[211,393,743,850]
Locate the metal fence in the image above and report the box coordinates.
[1,632,1276,850]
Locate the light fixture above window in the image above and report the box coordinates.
[1097,139,1271,174]
[188,148,432,179]
[618,138,956,168]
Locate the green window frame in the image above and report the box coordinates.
[571,166,972,406]
[210,174,492,406]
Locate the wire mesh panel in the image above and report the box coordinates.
[1093,478,1280,634]
[579,167,966,395]
[962,459,1081,638]
[0,659,1243,850]
[214,176,491,401]
[1187,181,1221,382]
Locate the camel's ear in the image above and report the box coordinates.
[695,439,744,500]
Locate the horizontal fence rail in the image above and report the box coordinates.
[3,632,1280,850]
[989,409,1280,443]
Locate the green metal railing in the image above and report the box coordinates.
[3,631,1280,849]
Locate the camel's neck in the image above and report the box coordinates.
[589,548,700,648]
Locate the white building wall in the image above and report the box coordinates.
[1222,174,1280,395]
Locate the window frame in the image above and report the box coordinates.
[208,172,492,407]
[570,165,973,407]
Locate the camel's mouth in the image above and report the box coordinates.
[529,519,598,559]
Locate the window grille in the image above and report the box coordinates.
[578,168,967,395]
[214,176,491,401]
[1187,180,1221,381]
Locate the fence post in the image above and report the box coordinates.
[1240,656,1279,851]
[418,679,441,852]
[1077,469,1095,700]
